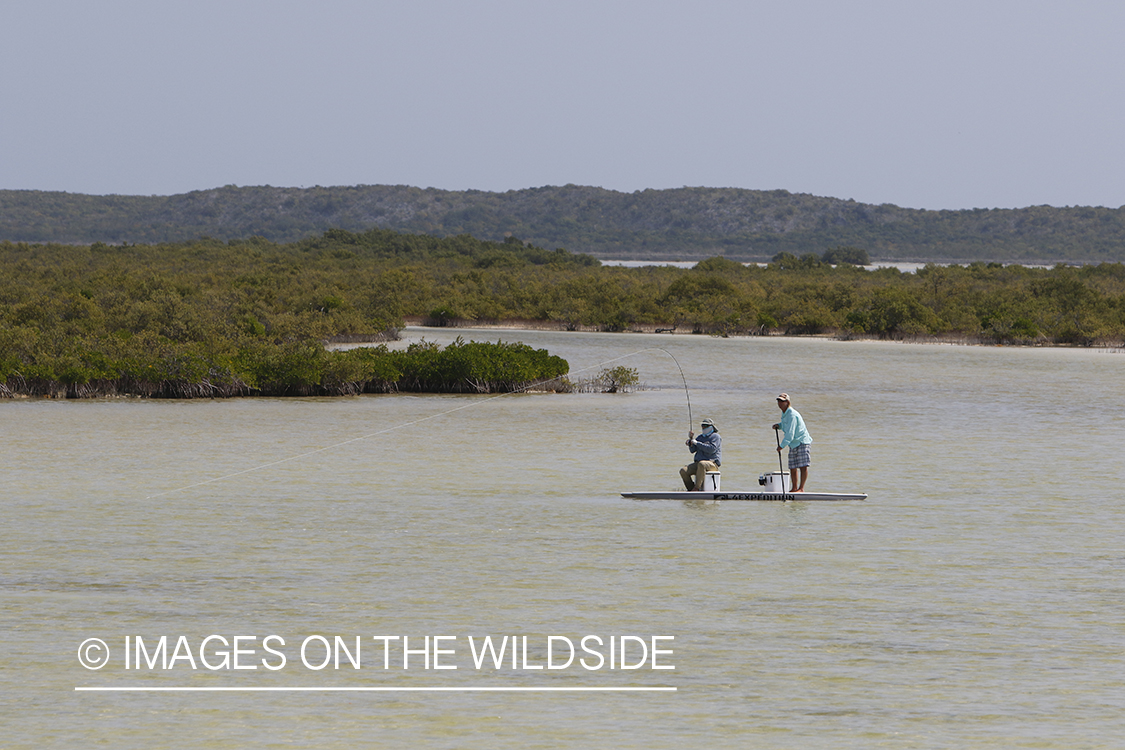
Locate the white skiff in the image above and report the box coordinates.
[621,490,867,501]
[621,471,866,501]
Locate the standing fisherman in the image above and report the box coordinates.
[681,418,722,491]
[773,393,812,492]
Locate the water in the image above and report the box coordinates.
[3,329,1124,748]
[597,259,1033,272]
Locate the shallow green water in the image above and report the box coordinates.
[3,329,1124,748]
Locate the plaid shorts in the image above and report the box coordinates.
[788,443,811,469]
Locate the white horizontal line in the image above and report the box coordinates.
[76,686,676,692]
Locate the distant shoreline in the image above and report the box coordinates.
[599,259,1063,272]
[391,318,1124,350]
[5,184,1123,264]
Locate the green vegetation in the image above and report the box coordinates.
[2,228,1124,399]
[3,184,1124,263]
[0,231,581,398]
[569,366,642,394]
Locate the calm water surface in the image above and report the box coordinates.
[3,329,1124,749]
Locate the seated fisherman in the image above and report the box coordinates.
[680,418,722,491]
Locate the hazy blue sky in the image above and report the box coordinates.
[3,1,1123,209]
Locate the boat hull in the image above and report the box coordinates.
[621,490,867,501]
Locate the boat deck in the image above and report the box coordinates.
[621,490,867,501]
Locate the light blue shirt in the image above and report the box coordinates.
[777,407,812,448]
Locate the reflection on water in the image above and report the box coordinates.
[3,329,1124,748]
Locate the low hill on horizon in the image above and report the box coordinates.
[2,184,1124,263]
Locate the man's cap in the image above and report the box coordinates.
[701,418,715,427]
[776,393,790,401]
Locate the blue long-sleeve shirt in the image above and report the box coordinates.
[777,407,812,448]
[688,431,722,465]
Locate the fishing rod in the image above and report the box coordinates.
[554,345,694,433]
[653,347,692,435]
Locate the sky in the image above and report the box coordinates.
[2,0,1124,210]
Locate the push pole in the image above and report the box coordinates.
[775,428,785,489]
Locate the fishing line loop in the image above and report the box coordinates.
[146,345,693,498]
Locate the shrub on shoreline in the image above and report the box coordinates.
[0,337,569,399]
